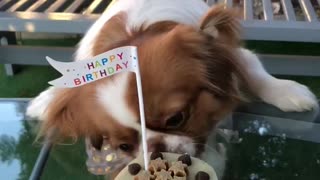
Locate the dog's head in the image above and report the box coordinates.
[27,6,243,163]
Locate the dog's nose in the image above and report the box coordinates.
[147,139,166,152]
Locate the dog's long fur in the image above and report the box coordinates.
[26,0,318,178]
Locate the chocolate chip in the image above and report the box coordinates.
[178,154,192,166]
[195,171,210,180]
[128,163,141,175]
[150,152,163,160]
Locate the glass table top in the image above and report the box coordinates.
[224,113,320,180]
[41,140,105,180]
[0,99,319,180]
[0,100,42,180]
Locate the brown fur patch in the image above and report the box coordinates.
[200,4,241,47]
[92,12,131,56]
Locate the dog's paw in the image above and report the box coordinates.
[260,79,318,112]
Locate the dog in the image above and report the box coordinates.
[26,0,318,178]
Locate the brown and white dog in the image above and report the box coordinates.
[26,0,318,178]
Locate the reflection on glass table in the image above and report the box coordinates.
[39,101,320,180]
[40,140,106,180]
[1,99,320,180]
[0,100,42,180]
[222,112,320,180]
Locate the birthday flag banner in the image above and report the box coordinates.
[47,46,138,88]
[47,45,149,170]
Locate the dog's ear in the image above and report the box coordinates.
[200,5,241,47]
[37,88,81,140]
[27,87,84,141]
[92,12,130,56]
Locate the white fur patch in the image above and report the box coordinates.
[96,73,140,130]
[126,0,209,30]
[238,48,319,113]
[164,135,196,155]
[75,0,209,61]
[140,129,196,156]
[26,87,56,120]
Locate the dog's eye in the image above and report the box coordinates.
[165,112,185,129]
[119,144,133,152]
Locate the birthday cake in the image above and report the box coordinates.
[115,152,218,180]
